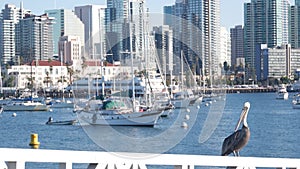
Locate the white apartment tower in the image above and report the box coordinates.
[0,3,30,66]
[17,14,55,63]
[220,27,231,67]
[202,0,221,78]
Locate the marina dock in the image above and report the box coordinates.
[196,87,276,94]
[0,148,299,169]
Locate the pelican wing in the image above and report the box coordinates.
[221,129,246,156]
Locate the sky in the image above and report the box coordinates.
[0,0,295,30]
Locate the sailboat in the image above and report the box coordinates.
[76,15,164,126]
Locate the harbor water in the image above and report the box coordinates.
[0,92,299,168]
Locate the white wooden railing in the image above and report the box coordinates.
[0,148,299,169]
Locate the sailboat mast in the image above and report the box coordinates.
[60,51,65,102]
[181,50,184,90]
[128,2,135,111]
[99,9,105,97]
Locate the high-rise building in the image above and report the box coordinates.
[153,25,174,75]
[220,27,231,67]
[46,9,85,56]
[165,0,188,76]
[163,6,173,26]
[291,1,300,48]
[202,0,221,78]
[164,0,220,78]
[105,0,129,62]
[244,0,290,76]
[74,5,106,60]
[16,14,55,63]
[230,25,244,67]
[0,3,30,66]
[105,0,148,64]
[58,35,82,73]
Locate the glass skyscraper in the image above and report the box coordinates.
[230,25,244,67]
[46,9,85,57]
[244,0,290,75]
[105,0,147,64]
[291,1,300,48]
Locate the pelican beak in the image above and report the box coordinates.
[234,102,250,131]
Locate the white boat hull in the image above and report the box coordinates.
[276,92,289,100]
[3,104,49,111]
[51,102,74,108]
[78,110,162,126]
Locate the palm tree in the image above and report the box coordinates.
[44,71,51,87]
[67,65,74,85]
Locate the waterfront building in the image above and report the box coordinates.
[74,5,106,60]
[256,44,300,81]
[244,0,290,77]
[7,60,69,90]
[230,25,244,67]
[45,9,85,56]
[79,60,135,81]
[16,13,55,64]
[0,3,30,66]
[6,58,137,90]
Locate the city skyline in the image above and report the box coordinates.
[0,0,267,30]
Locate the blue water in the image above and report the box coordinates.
[0,93,299,168]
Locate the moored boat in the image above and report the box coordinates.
[50,99,74,108]
[292,93,300,109]
[77,97,163,126]
[46,117,77,125]
[2,100,50,111]
[170,90,194,108]
[276,86,289,100]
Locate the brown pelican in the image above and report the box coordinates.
[221,102,251,156]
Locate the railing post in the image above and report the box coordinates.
[174,165,194,169]
[6,161,25,169]
[59,162,72,169]
[87,163,98,169]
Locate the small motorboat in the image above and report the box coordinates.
[292,93,300,109]
[46,117,77,125]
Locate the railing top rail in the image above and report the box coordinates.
[0,148,300,168]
